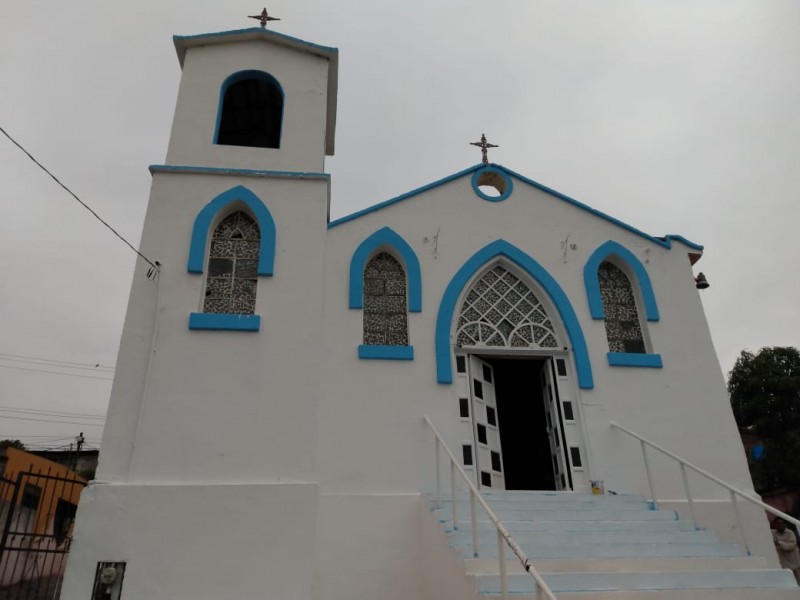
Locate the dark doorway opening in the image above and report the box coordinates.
[487,357,556,491]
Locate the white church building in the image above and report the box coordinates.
[61,23,798,599]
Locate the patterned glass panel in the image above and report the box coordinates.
[363,253,409,346]
[598,261,645,353]
[203,212,260,314]
[456,265,559,348]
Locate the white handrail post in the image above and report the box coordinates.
[730,490,750,556]
[470,489,479,558]
[641,440,657,506]
[450,460,458,530]
[535,576,544,600]
[497,530,508,600]
[435,437,441,509]
[680,463,697,528]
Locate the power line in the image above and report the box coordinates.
[0,414,104,427]
[0,125,159,271]
[0,406,105,420]
[0,363,113,381]
[0,352,115,372]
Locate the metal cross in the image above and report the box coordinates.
[249,7,280,28]
[470,133,498,165]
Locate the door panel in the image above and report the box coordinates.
[541,360,569,490]
[469,356,505,490]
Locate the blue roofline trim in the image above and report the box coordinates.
[188,185,276,276]
[435,240,593,389]
[329,164,485,228]
[328,163,703,252]
[349,227,422,312]
[173,28,339,55]
[584,240,660,322]
[213,70,284,147]
[149,165,329,180]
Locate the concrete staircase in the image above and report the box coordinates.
[428,490,800,599]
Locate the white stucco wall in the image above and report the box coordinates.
[63,27,767,600]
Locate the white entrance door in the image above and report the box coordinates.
[541,359,570,490]
[469,356,505,490]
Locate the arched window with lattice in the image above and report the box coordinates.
[456,264,560,349]
[360,253,411,358]
[597,261,645,354]
[202,211,260,315]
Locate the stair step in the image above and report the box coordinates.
[481,588,800,600]
[465,556,769,575]
[449,528,719,546]
[434,508,678,521]
[447,519,696,532]
[456,542,742,559]
[475,569,797,594]
[430,495,651,509]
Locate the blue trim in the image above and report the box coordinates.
[189,313,261,331]
[187,185,276,276]
[358,345,414,360]
[435,240,593,389]
[149,164,329,180]
[329,165,484,228]
[328,163,703,253]
[213,70,284,147]
[471,166,513,202]
[173,28,338,55]
[584,241,660,322]
[349,227,422,312]
[607,352,663,368]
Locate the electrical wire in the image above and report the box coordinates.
[0,414,104,427]
[0,406,106,419]
[0,353,114,372]
[0,125,158,270]
[0,363,113,381]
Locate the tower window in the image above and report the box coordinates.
[203,212,260,315]
[216,72,283,149]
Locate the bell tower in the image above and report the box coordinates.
[61,22,338,600]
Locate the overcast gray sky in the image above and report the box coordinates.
[1,1,798,448]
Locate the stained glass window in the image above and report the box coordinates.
[456,265,559,348]
[598,261,645,353]
[203,211,260,315]
[363,253,409,346]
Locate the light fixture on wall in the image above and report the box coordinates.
[695,273,710,290]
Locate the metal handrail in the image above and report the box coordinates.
[611,421,800,555]
[423,415,558,600]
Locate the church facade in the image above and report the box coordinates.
[61,26,772,599]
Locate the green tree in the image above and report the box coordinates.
[0,439,26,451]
[728,346,800,491]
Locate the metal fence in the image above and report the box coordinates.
[0,465,86,599]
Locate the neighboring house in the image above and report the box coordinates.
[0,448,85,589]
[60,24,783,600]
[29,449,99,482]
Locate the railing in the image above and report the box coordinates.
[423,415,558,600]
[611,421,800,556]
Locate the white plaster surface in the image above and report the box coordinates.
[64,25,771,600]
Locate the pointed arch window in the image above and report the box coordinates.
[363,253,409,348]
[456,264,560,349]
[584,241,662,368]
[203,211,260,315]
[188,185,276,332]
[598,261,645,354]
[215,71,283,149]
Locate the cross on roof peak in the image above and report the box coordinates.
[470,133,498,165]
[248,7,280,29]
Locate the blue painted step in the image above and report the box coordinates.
[475,570,797,594]
[455,541,742,560]
[448,527,720,546]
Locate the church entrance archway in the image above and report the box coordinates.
[451,263,588,492]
